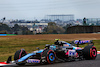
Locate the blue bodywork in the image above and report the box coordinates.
[18,53,35,62]
[18,50,43,63]
[50,41,82,51]
[74,40,91,44]
[17,41,84,63]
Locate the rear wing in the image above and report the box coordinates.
[71,40,93,47]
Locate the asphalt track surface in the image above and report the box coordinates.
[6,55,100,67]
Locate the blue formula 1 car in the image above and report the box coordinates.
[0,39,98,66]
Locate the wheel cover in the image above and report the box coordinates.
[49,53,55,61]
[47,50,56,64]
[92,49,96,57]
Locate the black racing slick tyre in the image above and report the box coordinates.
[83,45,97,60]
[14,49,27,65]
[41,49,56,64]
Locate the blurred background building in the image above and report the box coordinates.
[45,14,74,21]
[86,18,100,25]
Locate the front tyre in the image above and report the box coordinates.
[14,49,27,65]
[41,49,56,64]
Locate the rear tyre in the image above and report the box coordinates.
[83,45,97,60]
[41,49,56,64]
[14,49,27,65]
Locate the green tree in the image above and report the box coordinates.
[43,22,65,34]
[12,24,32,35]
[63,24,72,34]
[0,23,32,35]
[0,23,12,33]
[13,24,20,31]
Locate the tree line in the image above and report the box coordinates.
[43,22,71,34]
[0,22,71,35]
[0,23,32,35]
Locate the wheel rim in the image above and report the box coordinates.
[49,53,55,61]
[92,49,96,57]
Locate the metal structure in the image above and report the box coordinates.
[87,18,100,25]
[45,14,74,21]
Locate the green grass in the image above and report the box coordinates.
[0,38,54,61]
[0,38,100,62]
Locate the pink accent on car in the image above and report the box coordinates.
[65,51,69,55]
[77,47,82,50]
[76,53,79,57]
[92,49,96,57]
[19,49,23,59]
